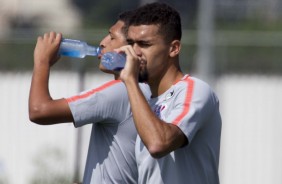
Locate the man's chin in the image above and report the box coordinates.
[138,70,148,83]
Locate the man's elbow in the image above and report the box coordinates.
[28,105,48,125]
[147,143,169,159]
[146,136,189,159]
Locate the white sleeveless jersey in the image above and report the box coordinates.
[136,75,222,184]
[67,80,151,184]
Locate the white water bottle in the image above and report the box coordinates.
[101,52,126,71]
[59,39,101,58]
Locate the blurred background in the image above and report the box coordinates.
[0,0,281,183]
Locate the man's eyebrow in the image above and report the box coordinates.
[126,38,151,44]
[138,40,151,44]
[126,38,134,43]
[108,31,115,38]
[108,28,114,35]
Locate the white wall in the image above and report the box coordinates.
[217,75,282,184]
[0,72,281,184]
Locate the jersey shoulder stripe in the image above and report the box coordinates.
[172,76,195,125]
[66,80,122,103]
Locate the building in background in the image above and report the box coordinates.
[216,0,282,22]
[0,0,81,38]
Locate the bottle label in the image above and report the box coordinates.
[59,50,82,58]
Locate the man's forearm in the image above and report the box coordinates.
[124,79,185,158]
[29,64,52,122]
[29,65,73,124]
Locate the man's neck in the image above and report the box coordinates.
[149,66,183,98]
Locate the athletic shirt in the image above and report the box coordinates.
[67,80,151,184]
[135,75,222,184]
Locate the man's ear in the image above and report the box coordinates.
[169,40,181,57]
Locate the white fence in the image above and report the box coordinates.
[0,72,281,184]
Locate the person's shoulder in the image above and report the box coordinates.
[97,79,125,90]
[189,76,220,105]
[87,80,126,97]
[102,79,123,87]
[177,75,217,100]
[180,76,214,93]
[187,76,210,89]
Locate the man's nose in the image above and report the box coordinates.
[99,35,110,49]
[133,44,142,56]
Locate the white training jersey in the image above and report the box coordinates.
[67,80,151,184]
[135,75,222,184]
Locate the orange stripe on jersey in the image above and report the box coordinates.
[172,77,194,125]
[66,80,121,103]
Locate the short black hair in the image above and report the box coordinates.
[118,10,135,36]
[129,2,182,43]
